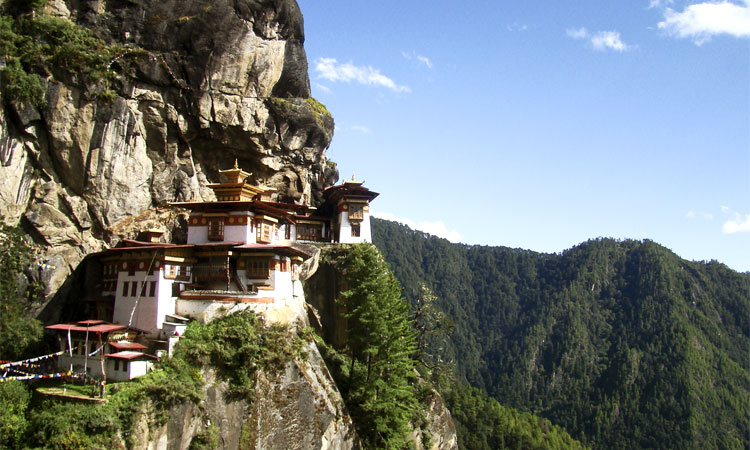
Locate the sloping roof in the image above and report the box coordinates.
[234,243,312,257]
[46,323,127,333]
[108,342,147,351]
[105,351,158,360]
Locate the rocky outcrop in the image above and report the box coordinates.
[132,344,358,450]
[0,0,338,308]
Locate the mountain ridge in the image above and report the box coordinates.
[372,217,750,449]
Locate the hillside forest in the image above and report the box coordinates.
[372,218,750,450]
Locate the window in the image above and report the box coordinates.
[149,281,157,297]
[122,281,129,296]
[140,281,147,296]
[296,223,323,241]
[130,282,137,297]
[246,258,270,279]
[349,204,364,220]
[114,360,119,371]
[256,221,273,243]
[207,218,225,241]
[121,361,128,372]
[351,223,361,237]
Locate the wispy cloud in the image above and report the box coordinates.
[313,82,331,94]
[314,57,410,93]
[507,22,529,32]
[566,27,632,51]
[401,51,433,69]
[649,0,674,9]
[657,0,750,45]
[373,212,462,243]
[686,210,714,220]
[350,125,371,134]
[721,206,750,233]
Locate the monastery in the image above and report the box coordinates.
[46,163,378,381]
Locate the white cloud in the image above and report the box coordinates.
[723,214,750,233]
[658,1,750,45]
[401,51,433,69]
[313,82,331,94]
[506,22,529,32]
[566,27,632,51]
[720,206,750,233]
[416,55,433,68]
[314,57,410,93]
[591,31,630,51]
[686,210,714,220]
[649,0,674,9]
[350,125,371,134]
[373,212,463,243]
[566,27,589,39]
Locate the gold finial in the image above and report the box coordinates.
[234,159,239,169]
[351,173,356,181]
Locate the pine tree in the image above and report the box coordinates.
[338,244,418,449]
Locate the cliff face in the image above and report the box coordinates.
[0,0,338,310]
[132,345,358,450]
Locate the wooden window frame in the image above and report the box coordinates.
[207,218,225,241]
[245,257,270,279]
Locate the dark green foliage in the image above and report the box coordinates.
[325,244,420,449]
[19,311,306,448]
[171,311,308,400]
[27,401,122,450]
[372,218,750,449]
[0,381,31,449]
[0,5,117,106]
[0,226,43,361]
[189,424,219,450]
[444,382,587,450]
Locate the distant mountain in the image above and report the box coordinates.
[372,218,750,449]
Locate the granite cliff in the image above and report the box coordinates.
[0,0,338,312]
[0,1,459,448]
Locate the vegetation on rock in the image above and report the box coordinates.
[0,226,43,362]
[0,2,119,106]
[7,311,308,449]
[372,218,750,449]
[321,243,420,449]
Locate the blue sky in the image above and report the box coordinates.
[299,0,750,272]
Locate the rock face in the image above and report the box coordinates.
[132,345,358,450]
[0,0,338,312]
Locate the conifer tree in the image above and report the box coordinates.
[338,243,418,449]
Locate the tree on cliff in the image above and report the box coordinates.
[0,226,43,361]
[338,243,418,449]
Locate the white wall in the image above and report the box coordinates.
[113,271,160,336]
[155,269,176,336]
[337,211,372,244]
[187,223,208,244]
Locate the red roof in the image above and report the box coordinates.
[104,241,192,252]
[109,342,147,351]
[234,244,311,257]
[193,241,244,248]
[105,351,158,360]
[46,323,127,333]
[76,320,106,325]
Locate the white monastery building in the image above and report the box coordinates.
[47,163,378,381]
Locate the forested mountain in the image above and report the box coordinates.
[372,218,750,449]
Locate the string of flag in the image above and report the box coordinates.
[0,371,72,383]
[0,350,66,369]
